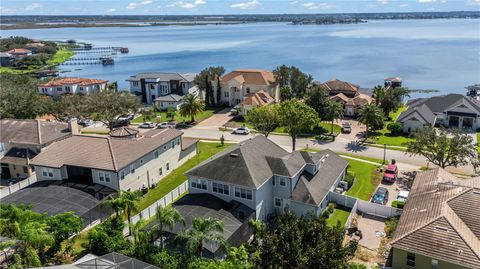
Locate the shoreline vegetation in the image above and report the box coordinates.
[2,11,479,30]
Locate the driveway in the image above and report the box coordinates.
[192,108,234,129]
[356,214,386,250]
[336,118,366,141]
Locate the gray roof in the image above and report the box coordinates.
[187,136,291,188]
[37,252,160,269]
[398,94,480,125]
[0,147,37,166]
[154,94,183,102]
[127,72,196,82]
[0,119,71,146]
[292,149,348,206]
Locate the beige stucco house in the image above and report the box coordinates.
[38,77,108,96]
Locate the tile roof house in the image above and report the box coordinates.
[30,128,198,191]
[186,135,348,221]
[38,77,108,96]
[0,119,71,180]
[391,168,480,269]
[215,69,280,107]
[238,89,276,115]
[315,79,372,117]
[396,93,480,133]
[7,48,32,58]
[127,72,198,105]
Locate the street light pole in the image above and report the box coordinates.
[383,144,386,165]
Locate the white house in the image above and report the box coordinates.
[30,129,198,192]
[38,77,108,97]
[186,136,348,221]
[127,72,198,105]
[154,94,184,111]
[397,94,480,133]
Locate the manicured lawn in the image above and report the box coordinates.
[477,132,480,154]
[132,108,217,123]
[137,142,231,211]
[345,159,382,201]
[231,118,341,135]
[46,48,74,65]
[327,207,351,228]
[338,153,383,164]
[368,106,415,147]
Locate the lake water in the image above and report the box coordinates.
[3,19,480,97]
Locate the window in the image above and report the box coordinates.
[130,164,135,173]
[99,172,105,182]
[132,81,139,87]
[23,166,28,173]
[431,259,438,269]
[191,178,207,190]
[120,170,125,180]
[407,253,415,267]
[105,173,111,183]
[279,177,286,187]
[79,87,84,91]
[42,167,54,178]
[224,91,229,97]
[154,151,159,159]
[213,182,229,195]
[272,178,275,186]
[274,197,282,208]
[159,167,163,176]
[164,145,167,150]
[246,87,250,93]
[166,163,170,171]
[150,84,155,90]
[65,86,71,92]
[172,141,175,148]
[57,87,62,92]
[234,187,252,200]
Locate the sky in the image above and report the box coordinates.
[1,0,479,15]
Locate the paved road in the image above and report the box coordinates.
[182,127,475,175]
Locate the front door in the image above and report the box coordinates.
[448,116,459,128]
[1,163,11,179]
[462,117,473,129]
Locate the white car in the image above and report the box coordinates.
[157,122,176,129]
[233,126,250,135]
[139,122,155,128]
[396,191,409,203]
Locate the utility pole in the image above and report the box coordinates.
[383,144,387,164]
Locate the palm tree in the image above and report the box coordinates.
[118,191,140,236]
[179,94,204,123]
[175,217,226,257]
[104,195,124,217]
[358,104,385,139]
[209,66,225,106]
[248,219,265,248]
[372,85,385,106]
[153,205,185,249]
[325,101,345,135]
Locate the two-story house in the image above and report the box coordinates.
[30,129,198,192]
[127,72,198,105]
[186,136,348,221]
[214,69,279,108]
[0,119,72,179]
[38,77,108,96]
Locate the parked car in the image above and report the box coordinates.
[117,114,135,121]
[175,121,190,129]
[382,164,398,183]
[341,122,352,134]
[395,191,409,203]
[157,122,176,129]
[112,119,129,128]
[139,122,155,128]
[372,187,389,205]
[78,118,93,127]
[233,126,250,135]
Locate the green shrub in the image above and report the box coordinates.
[385,217,399,238]
[348,262,368,269]
[387,122,403,135]
[344,173,355,188]
[391,200,405,209]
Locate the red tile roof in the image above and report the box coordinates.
[221,69,276,86]
[240,90,275,106]
[7,48,32,55]
[38,77,108,87]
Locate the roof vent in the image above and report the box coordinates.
[230,153,239,158]
[326,154,329,158]
[419,209,427,213]
[473,191,480,195]
[435,226,448,232]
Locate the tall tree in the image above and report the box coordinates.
[87,91,139,131]
[104,195,124,217]
[46,94,90,122]
[245,104,280,137]
[372,85,385,106]
[118,191,140,236]
[358,104,385,139]
[194,68,212,106]
[179,94,204,122]
[175,217,226,257]
[324,101,345,135]
[153,205,185,249]
[377,86,410,117]
[209,66,225,106]
[406,128,479,172]
[248,218,266,248]
[0,74,47,119]
[273,65,313,98]
[279,99,319,151]
[304,85,330,118]
[45,212,83,253]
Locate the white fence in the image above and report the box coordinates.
[124,181,189,234]
[356,199,402,218]
[0,175,37,198]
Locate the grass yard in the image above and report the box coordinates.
[327,207,351,228]
[231,118,341,136]
[132,108,218,124]
[64,231,90,258]
[338,153,383,164]
[345,159,383,201]
[46,48,74,65]
[137,142,230,211]
[368,106,415,147]
[477,132,480,154]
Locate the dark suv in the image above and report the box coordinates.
[372,187,389,205]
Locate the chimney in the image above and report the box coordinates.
[68,119,80,135]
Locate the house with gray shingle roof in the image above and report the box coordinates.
[397,93,480,133]
[391,168,480,269]
[186,135,348,220]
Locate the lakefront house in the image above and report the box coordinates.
[185,136,348,221]
[38,77,108,96]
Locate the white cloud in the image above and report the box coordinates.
[302,2,333,10]
[230,0,262,10]
[290,0,299,4]
[167,0,206,9]
[377,0,389,4]
[194,0,206,4]
[0,6,16,14]
[25,3,42,11]
[106,8,116,13]
[399,3,408,7]
[467,0,480,4]
[126,0,154,10]
[418,0,436,2]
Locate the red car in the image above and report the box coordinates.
[382,164,398,183]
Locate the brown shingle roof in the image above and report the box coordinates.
[391,168,480,269]
[240,90,275,106]
[320,79,360,94]
[221,69,276,86]
[30,128,183,172]
[38,77,108,87]
[0,119,70,146]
